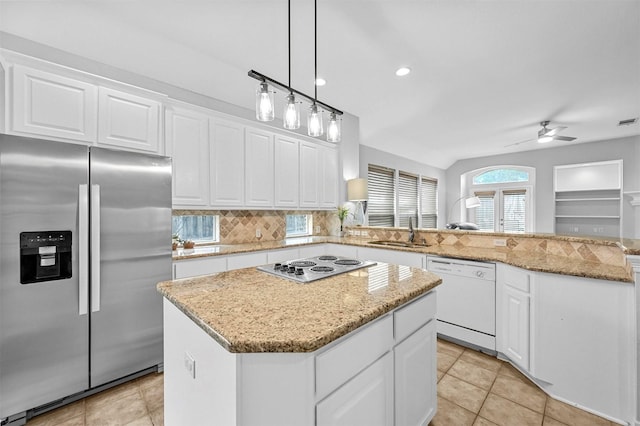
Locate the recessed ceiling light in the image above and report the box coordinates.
[395,67,411,77]
[315,78,326,86]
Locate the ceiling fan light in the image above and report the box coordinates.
[395,67,411,76]
[538,136,554,144]
[283,93,301,130]
[255,82,275,122]
[315,78,326,86]
[327,112,341,142]
[307,104,324,137]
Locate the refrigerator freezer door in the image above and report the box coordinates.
[89,147,171,387]
[0,135,89,418]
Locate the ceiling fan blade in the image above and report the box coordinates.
[553,135,576,142]
[504,138,534,147]
[544,126,567,137]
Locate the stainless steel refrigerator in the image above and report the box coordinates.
[0,134,172,424]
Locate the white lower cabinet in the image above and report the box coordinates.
[496,264,531,372]
[323,243,358,258]
[163,289,438,426]
[173,256,226,279]
[394,320,437,426]
[316,352,394,426]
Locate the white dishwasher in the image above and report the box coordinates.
[427,256,496,352]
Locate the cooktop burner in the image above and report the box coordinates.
[256,255,377,283]
[334,259,361,266]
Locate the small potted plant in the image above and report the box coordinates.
[172,234,180,251]
[337,205,351,235]
[182,240,196,249]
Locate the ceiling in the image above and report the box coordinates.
[1,0,639,168]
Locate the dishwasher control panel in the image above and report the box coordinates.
[426,256,495,281]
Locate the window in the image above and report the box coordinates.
[473,169,529,185]
[398,172,418,227]
[367,164,438,228]
[421,177,438,228]
[367,165,395,227]
[467,166,534,233]
[172,214,219,243]
[286,214,312,237]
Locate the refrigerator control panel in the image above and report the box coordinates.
[20,231,72,284]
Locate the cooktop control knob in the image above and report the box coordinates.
[274,263,281,270]
[288,266,296,273]
[295,268,304,275]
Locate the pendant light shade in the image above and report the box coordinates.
[327,112,341,142]
[255,82,274,122]
[283,93,301,129]
[307,104,323,137]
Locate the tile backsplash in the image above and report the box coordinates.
[173,210,340,245]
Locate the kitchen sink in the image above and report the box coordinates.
[368,240,431,248]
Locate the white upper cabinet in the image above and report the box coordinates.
[210,118,245,206]
[97,87,160,153]
[299,141,320,208]
[165,106,210,206]
[320,145,339,208]
[11,64,98,143]
[245,127,274,207]
[274,136,300,208]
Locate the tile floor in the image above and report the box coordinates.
[26,339,616,426]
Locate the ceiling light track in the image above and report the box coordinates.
[248,70,343,117]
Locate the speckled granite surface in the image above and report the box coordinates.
[173,233,634,283]
[158,264,441,353]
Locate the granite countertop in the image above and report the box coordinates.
[173,235,634,283]
[157,263,441,353]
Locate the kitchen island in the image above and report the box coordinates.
[158,262,441,426]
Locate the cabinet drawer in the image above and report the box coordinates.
[226,252,268,270]
[316,315,393,400]
[394,291,436,343]
[502,265,530,293]
[173,257,226,279]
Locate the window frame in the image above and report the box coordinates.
[465,165,535,233]
[285,214,313,237]
[172,214,220,245]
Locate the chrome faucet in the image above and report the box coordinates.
[408,217,415,243]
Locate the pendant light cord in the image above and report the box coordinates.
[314,0,317,102]
[288,0,291,91]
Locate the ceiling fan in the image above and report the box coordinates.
[505,121,577,147]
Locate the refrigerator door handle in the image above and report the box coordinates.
[78,184,89,315]
[91,184,101,313]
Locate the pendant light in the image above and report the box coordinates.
[255,82,274,122]
[283,0,300,130]
[307,0,323,137]
[248,0,343,137]
[327,112,341,142]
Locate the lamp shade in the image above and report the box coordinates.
[347,178,368,201]
[464,196,481,208]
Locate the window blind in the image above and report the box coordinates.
[475,191,495,231]
[398,172,418,227]
[367,165,395,227]
[503,190,526,233]
[420,177,438,228]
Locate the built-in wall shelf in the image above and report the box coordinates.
[553,160,623,238]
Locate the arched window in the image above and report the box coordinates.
[464,166,535,233]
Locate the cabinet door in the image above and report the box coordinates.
[245,127,274,207]
[320,146,339,208]
[97,87,160,153]
[501,286,530,371]
[299,141,320,208]
[316,352,393,426]
[12,64,97,142]
[274,136,299,207]
[395,320,437,426]
[210,119,244,206]
[165,107,210,206]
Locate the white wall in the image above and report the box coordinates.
[446,135,640,238]
[359,145,447,229]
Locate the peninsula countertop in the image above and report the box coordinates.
[157,263,441,353]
